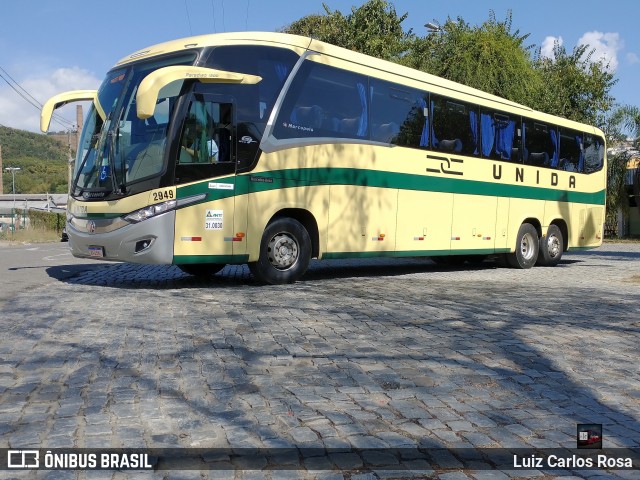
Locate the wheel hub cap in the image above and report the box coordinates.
[547,235,561,258]
[520,232,535,260]
[268,233,299,270]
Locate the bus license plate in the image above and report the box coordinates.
[88,246,105,258]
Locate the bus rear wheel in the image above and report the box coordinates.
[536,224,564,267]
[249,217,311,284]
[506,223,539,269]
[177,263,225,276]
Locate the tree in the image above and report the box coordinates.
[532,42,617,126]
[282,0,412,61]
[404,12,539,107]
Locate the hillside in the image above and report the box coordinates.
[0,126,71,194]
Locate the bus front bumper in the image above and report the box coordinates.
[67,211,175,264]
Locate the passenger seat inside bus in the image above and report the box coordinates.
[438,139,463,152]
[528,152,549,166]
[290,105,324,129]
[373,122,400,143]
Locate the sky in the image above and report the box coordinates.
[1,0,639,132]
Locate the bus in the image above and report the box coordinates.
[41,32,606,284]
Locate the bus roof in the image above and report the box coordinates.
[115,31,603,136]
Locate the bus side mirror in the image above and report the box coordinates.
[40,90,98,132]
[136,66,261,119]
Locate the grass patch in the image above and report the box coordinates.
[0,227,62,244]
[604,236,640,244]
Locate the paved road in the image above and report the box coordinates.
[0,242,639,479]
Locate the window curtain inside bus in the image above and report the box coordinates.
[550,129,559,167]
[356,82,368,137]
[430,100,438,148]
[274,63,290,82]
[418,97,429,147]
[495,119,515,160]
[576,135,584,171]
[470,111,479,155]
[481,113,494,157]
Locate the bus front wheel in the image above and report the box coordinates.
[536,224,564,267]
[506,223,539,269]
[249,217,311,284]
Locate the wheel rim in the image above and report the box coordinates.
[547,234,561,258]
[267,232,299,270]
[520,232,536,261]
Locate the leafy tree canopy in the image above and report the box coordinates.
[283,0,412,60]
[0,126,69,194]
[282,2,621,133]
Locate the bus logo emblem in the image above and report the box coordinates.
[87,221,96,234]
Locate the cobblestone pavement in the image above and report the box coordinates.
[0,243,639,479]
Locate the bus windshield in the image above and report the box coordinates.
[73,54,196,199]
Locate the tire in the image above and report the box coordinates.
[536,224,563,267]
[506,223,539,269]
[249,217,311,284]
[177,263,225,276]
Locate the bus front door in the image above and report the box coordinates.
[173,95,240,265]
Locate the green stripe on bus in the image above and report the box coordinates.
[173,254,249,264]
[177,168,606,206]
[323,248,511,259]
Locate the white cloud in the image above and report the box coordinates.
[627,52,640,65]
[577,31,623,72]
[0,66,100,132]
[541,35,563,60]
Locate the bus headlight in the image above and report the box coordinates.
[123,193,206,224]
[124,200,177,223]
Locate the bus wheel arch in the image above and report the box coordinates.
[271,208,319,259]
[249,215,313,284]
[506,222,539,269]
[537,221,566,267]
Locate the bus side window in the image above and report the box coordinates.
[431,95,479,157]
[558,128,584,172]
[584,134,605,173]
[479,109,521,162]
[175,99,235,184]
[273,61,369,141]
[523,121,558,167]
[178,100,232,165]
[369,78,428,149]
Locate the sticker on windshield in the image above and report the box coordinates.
[99,165,110,181]
[205,210,223,230]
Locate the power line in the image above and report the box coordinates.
[221,0,225,32]
[211,0,217,33]
[184,0,193,35]
[0,66,75,130]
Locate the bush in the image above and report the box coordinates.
[15,209,66,233]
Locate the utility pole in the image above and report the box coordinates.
[0,145,3,195]
[5,167,20,231]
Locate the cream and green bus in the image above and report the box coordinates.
[41,32,606,284]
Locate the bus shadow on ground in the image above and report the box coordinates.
[45,257,513,289]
